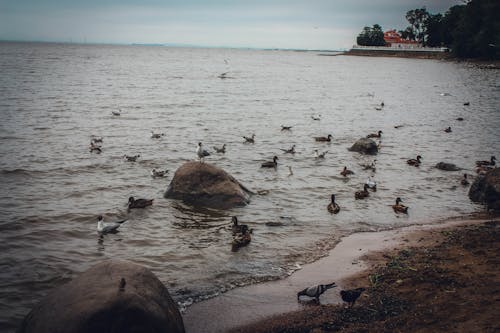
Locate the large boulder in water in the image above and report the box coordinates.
[435,162,461,171]
[469,168,500,211]
[348,138,378,155]
[164,161,252,209]
[18,260,185,333]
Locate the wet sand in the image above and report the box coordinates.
[183,215,496,333]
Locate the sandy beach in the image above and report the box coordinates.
[183,214,499,333]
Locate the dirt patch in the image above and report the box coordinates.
[231,221,500,333]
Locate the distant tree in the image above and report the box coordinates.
[356,24,386,46]
[405,7,431,45]
[425,13,443,47]
[399,27,416,41]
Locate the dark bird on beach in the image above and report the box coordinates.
[444,126,452,133]
[213,144,226,153]
[128,196,153,210]
[461,174,469,186]
[327,194,340,214]
[366,130,383,138]
[476,156,496,167]
[196,142,210,162]
[119,278,126,292]
[97,215,127,234]
[297,282,336,301]
[124,154,140,162]
[314,134,332,142]
[355,184,370,200]
[392,197,408,214]
[261,156,278,168]
[340,166,354,177]
[340,287,365,307]
[407,155,422,167]
[243,134,255,143]
[281,145,296,154]
[281,125,293,131]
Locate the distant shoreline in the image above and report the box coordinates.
[339,48,451,60]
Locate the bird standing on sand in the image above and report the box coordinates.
[297,282,336,301]
[340,287,365,307]
[128,196,153,210]
[327,194,340,214]
[97,215,127,234]
[196,142,210,162]
[261,156,278,168]
[392,197,408,214]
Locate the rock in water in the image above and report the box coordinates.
[435,162,461,171]
[469,168,500,211]
[348,138,378,155]
[164,161,252,209]
[18,260,185,333]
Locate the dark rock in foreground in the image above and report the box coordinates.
[164,161,252,209]
[348,138,378,155]
[469,168,500,211]
[18,260,185,333]
[435,162,461,171]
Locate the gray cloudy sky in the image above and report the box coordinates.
[0,0,462,49]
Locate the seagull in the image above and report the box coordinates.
[97,215,127,234]
[151,131,165,139]
[365,177,377,191]
[151,169,168,178]
[340,287,366,307]
[314,149,328,159]
[112,109,121,116]
[243,134,255,143]
[124,154,140,162]
[297,282,336,301]
[196,142,210,162]
[213,144,226,153]
[281,145,296,154]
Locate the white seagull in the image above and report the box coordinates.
[196,142,210,162]
[97,215,127,234]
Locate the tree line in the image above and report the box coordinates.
[356,0,499,59]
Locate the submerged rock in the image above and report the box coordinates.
[469,168,500,211]
[164,161,252,209]
[435,162,461,171]
[348,138,378,155]
[18,260,185,333]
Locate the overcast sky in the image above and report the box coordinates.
[0,0,463,50]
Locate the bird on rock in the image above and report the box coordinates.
[196,142,210,162]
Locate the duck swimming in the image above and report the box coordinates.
[366,130,382,138]
[281,145,296,154]
[151,131,165,139]
[444,126,452,133]
[213,144,226,153]
[476,156,496,167]
[124,154,140,162]
[243,134,255,143]
[261,156,278,168]
[340,166,354,177]
[231,216,248,235]
[327,194,340,214]
[112,109,121,116]
[151,169,168,178]
[392,197,408,214]
[89,142,102,153]
[281,125,293,131]
[314,134,332,142]
[128,196,153,209]
[314,149,328,159]
[354,184,370,199]
[97,215,127,234]
[407,155,422,167]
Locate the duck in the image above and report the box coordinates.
[374,106,382,111]
[112,109,121,116]
[407,155,422,167]
[231,216,249,235]
[366,130,383,138]
[340,166,354,177]
[444,126,452,133]
[460,174,469,186]
[280,145,296,154]
[97,215,127,234]
[196,142,210,162]
[261,156,278,168]
[476,156,496,167]
[314,134,332,142]
[314,149,328,159]
[311,114,321,121]
[281,125,293,131]
[456,117,464,121]
[354,184,370,199]
[340,287,365,307]
[297,282,336,301]
[151,169,168,178]
[392,197,408,214]
[327,194,340,214]
[128,196,153,209]
[89,142,102,154]
[151,131,165,139]
[124,154,140,162]
[231,227,252,250]
[213,144,226,153]
[243,134,255,143]
[365,177,377,191]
